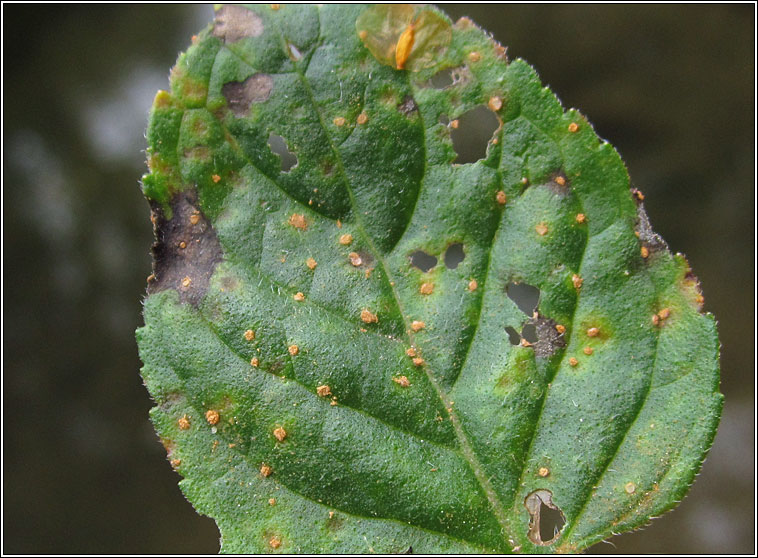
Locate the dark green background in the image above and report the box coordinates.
[3,4,754,554]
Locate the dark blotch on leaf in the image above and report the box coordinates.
[397,95,418,116]
[148,190,223,307]
[410,250,437,272]
[451,105,500,164]
[527,315,566,358]
[524,489,566,546]
[443,243,465,269]
[222,74,273,117]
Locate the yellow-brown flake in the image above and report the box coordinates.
[393,375,411,387]
[535,223,548,236]
[495,190,507,205]
[348,252,362,266]
[205,409,220,425]
[568,122,579,133]
[572,274,583,290]
[178,415,191,430]
[583,346,594,355]
[306,257,317,270]
[468,51,481,62]
[288,213,307,230]
[244,329,256,341]
[568,357,579,367]
[356,112,368,125]
[360,309,378,323]
[468,279,478,291]
[488,96,503,112]
[333,116,346,127]
[538,466,550,478]
[316,385,332,397]
[575,213,586,224]
[410,320,425,332]
[555,324,566,334]
[412,357,425,367]
[268,498,276,505]
[293,292,305,302]
[419,282,434,295]
[211,174,221,183]
[339,233,353,246]
[250,357,260,367]
[288,344,299,356]
[260,463,272,477]
[181,276,192,289]
[586,327,599,338]
[273,427,287,442]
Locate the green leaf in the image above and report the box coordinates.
[137,4,722,553]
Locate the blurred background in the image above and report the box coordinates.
[3,4,754,554]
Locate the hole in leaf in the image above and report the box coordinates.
[451,105,499,164]
[524,489,566,546]
[505,326,521,345]
[521,323,537,344]
[429,68,454,89]
[409,250,437,272]
[444,243,465,269]
[506,282,540,315]
[267,134,297,172]
[222,74,274,117]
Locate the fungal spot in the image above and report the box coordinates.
[583,346,594,355]
[506,282,540,315]
[251,357,260,367]
[356,112,368,125]
[178,415,191,430]
[316,385,332,397]
[658,307,671,320]
[572,274,583,290]
[625,482,636,494]
[293,292,305,302]
[339,233,353,246]
[419,282,434,295]
[205,409,220,425]
[506,326,521,345]
[524,489,566,546]
[397,95,418,116]
[148,191,223,307]
[360,309,378,324]
[170,458,181,468]
[468,51,481,62]
[640,246,650,259]
[526,315,568,358]
[450,119,459,129]
[288,344,299,356]
[410,250,437,272]
[568,357,578,367]
[211,174,221,183]
[586,327,599,338]
[520,338,533,348]
[260,464,272,477]
[288,213,307,230]
[270,4,280,10]
[535,223,549,236]
[412,357,425,367]
[444,243,465,269]
[333,116,346,127]
[538,467,550,478]
[269,536,281,549]
[631,188,645,202]
[468,279,478,291]
[268,498,276,506]
[451,105,500,164]
[652,314,661,326]
[213,5,264,43]
[554,176,566,186]
[222,74,273,117]
[495,190,507,205]
[268,134,298,172]
[488,96,503,112]
[393,375,411,387]
[555,324,566,334]
[306,257,317,270]
[273,427,287,442]
[244,329,256,341]
[568,122,579,133]
[405,347,417,358]
[575,213,586,224]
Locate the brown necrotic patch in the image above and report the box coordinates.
[635,203,668,256]
[397,95,419,116]
[222,74,273,117]
[213,5,263,43]
[525,315,566,359]
[147,190,223,307]
[524,489,566,546]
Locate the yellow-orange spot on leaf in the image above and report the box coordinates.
[269,498,276,505]
[393,375,411,387]
[625,482,636,494]
[211,174,221,183]
[302,258,316,271]
[189,214,200,225]
[412,357,425,366]
[205,409,220,425]
[357,112,368,125]
[288,344,299,356]
[330,398,338,406]
[520,338,533,347]
[658,307,671,320]
[583,346,594,355]
[339,233,353,245]
[270,3,280,10]
[360,309,378,323]
[178,415,190,430]
[535,223,549,236]
[468,51,481,62]
[260,464,272,477]
[450,119,459,129]
[575,213,586,224]
[269,536,281,549]
[419,282,434,295]
[293,292,305,302]
[170,458,181,467]
[569,357,579,367]
[358,29,368,40]
[405,347,417,358]
[586,327,600,338]
[273,427,287,442]
[348,252,362,266]
[244,329,256,341]
[178,241,186,249]
[181,276,192,289]
[641,246,650,259]
[333,116,346,127]
[336,219,342,229]
[251,357,260,367]
[495,190,507,205]
[555,176,566,186]
[329,510,335,518]
[288,213,307,230]
[568,122,579,133]
[538,467,550,478]
[555,324,566,334]
[468,279,478,291]
[395,23,415,69]
[488,96,503,111]
[572,274,583,290]
[316,385,332,397]
[632,188,645,202]
[411,320,425,332]
[652,314,661,326]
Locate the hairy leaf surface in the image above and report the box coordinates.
[137,4,722,553]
